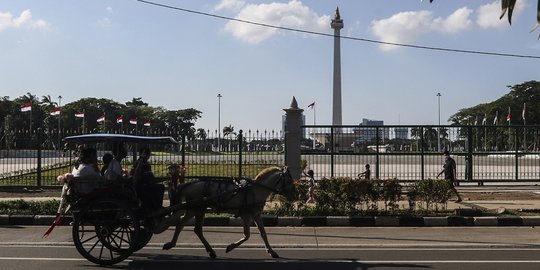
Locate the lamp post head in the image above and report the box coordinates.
[436,92,441,97]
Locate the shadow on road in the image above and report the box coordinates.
[126,254,431,270]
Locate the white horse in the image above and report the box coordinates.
[161,167,297,258]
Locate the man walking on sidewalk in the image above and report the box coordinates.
[437,150,462,203]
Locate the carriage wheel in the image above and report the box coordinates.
[134,226,153,252]
[72,199,140,265]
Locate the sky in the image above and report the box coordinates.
[1,0,539,133]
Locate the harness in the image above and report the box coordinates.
[170,173,289,216]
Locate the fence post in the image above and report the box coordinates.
[467,126,473,181]
[37,128,42,188]
[330,126,335,178]
[376,127,380,179]
[181,133,186,168]
[283,97,304,180]
[238,130,243,178]
[420,126,424,180]
[515,126,519,180]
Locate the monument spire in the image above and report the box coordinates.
[331,6,344,126]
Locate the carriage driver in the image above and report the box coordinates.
[131,147,165,212]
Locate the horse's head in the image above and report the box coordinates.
[255,167,298,201]
[276,167,298,201]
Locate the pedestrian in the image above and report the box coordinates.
[358,164,371,180]
[437,150,462,203]
[305,169,316,204]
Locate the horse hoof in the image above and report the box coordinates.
[270,251,279,258]
[208,251,217,259]
[225,245,234,253]
[163,242,175,250]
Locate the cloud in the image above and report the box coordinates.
[222,0,330,44]
[97,17,112,28]
[106,6,113,14]
[0,9,49,32]
[371,1,529,51]
[476,0,526,29]
[371,7,473,51]
[214,0,245,12]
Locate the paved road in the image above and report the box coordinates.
[2,226,540,269]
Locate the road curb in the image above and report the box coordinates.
[6,215,540,227]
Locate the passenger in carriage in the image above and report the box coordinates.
[131,147,164,212]
[104,143,127,180]
[71,148,100,177]
[100,153,113,176]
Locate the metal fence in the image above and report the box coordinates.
[0,128,284,187]
[302,125,540,182]
[3,124,540,187]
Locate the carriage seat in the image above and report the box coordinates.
[69,176,137,201]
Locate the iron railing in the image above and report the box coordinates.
[0,128,284,187]
[302,125,540,182]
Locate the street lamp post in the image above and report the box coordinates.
[437,92,441,152]
[217,94,222,152]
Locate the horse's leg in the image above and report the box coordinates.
[253,213,279,258]
[162,211,194,250]
[225,215,252,253]
[193,211,216,258]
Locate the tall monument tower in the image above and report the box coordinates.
[331,7,344,126]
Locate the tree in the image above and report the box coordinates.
[223,125,236,137]
[449,81,540,125]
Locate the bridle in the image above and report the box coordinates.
[253,169,294,196]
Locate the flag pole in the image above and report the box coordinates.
[29,105,33,132]
[523,103,526,151]
[83,109,85,134]
[58,96,62,151]
[484,113,487,151]
[508,107,511,151]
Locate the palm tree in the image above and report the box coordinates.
[23,92,39,105]
[41,95,57,107]
[223,125,236,151]
[195,128,207,151]
[223,125,235,138]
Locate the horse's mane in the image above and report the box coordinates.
[254,167,281,182]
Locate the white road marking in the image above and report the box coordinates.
[0,257,540,264]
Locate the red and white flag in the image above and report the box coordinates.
[493,111,498,125]
[144,121,151,127]
[75,112,85,118]
[20,103,32,112]
[97,115,105,122]
[506,107,511,123]
[116,116,123,123]
[129,118,137,125]
[307,102,315,109]
[522,103,526,121]
[50,107,61,116]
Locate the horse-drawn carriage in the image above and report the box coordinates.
[48,134,297,265]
